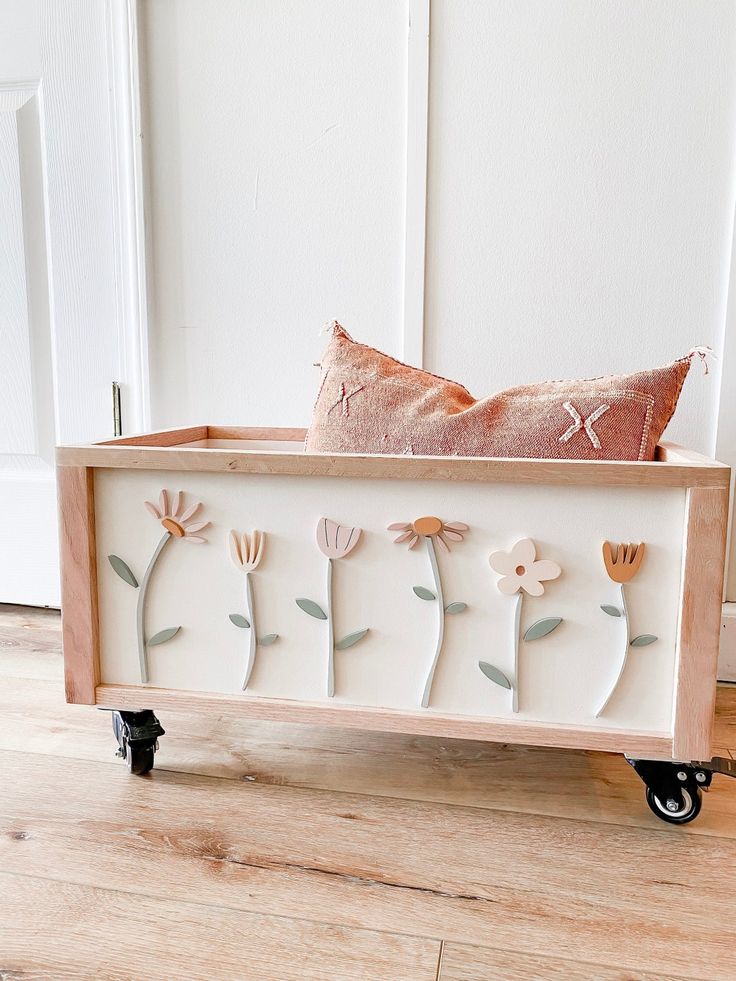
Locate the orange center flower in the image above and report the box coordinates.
[161,517,186,537]
[412,516,443,537]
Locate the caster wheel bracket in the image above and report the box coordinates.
[707,755,736,780]
[113,709,165,748]
[624,756,734,824]
[110,709,165,775]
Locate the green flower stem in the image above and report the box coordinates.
[136,531,172,684]
[512,591,523,714]
[421,536,445,709]
[242,571,257,690]
[326,558,335,698]
[596,583,629,717]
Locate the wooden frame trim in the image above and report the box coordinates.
[58,467,100,704]
[672,484,730,760]
[206,426,308,442]
[656,442,725,467]
[95,684,673,756]
[56,431,730,489]
[96,424,208,447]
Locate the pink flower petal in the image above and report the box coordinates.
[531,558,561,582]
[387,522,411,531]
[229,530,242,567]
[489,550,515,575]
[393,530,415,544]
[252,530,265,568]
[171,491,183,518]
[182,535,206,544]
[179,501,201,523]
[407,535,420,549]
[445,521,469,532]
[144,501,161,519]
[497,574,521,595]
[185,520,210,535]
[509,539,536,568]
[338,525,361,557]
[159,489,169,517]
[443,529,464,542]
[436,533,450,552]
[316,517,337,557]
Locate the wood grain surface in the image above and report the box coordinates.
[56,433,730,488]
[2,604,735,980]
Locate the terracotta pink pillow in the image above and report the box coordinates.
[305,324,701,461]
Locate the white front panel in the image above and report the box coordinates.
[95,468,685,733]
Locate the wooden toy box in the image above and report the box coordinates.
[57,426,729,766]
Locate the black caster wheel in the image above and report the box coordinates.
[125,742,155,775]
[111,709,165,776]
[645,785,702,825]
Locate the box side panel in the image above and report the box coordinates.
[93,468,686,735]
[58,466,99,703]
[672,485,730,760]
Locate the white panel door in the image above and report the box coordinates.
[0,1,134,605]
[137,0,411,429]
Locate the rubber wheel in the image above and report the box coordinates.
[645,786,701,825]
[125,743,155,776]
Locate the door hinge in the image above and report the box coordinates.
[112,381,122,437]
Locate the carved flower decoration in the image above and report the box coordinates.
[316,518,361,559]
[144,490,209,543]
[489,539,560,596]
[602,541,645,584]
[297,517,368,698]
[389,516,468,551]
[229,529,265,571]
[388,515,469,708]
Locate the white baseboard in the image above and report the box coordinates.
[720,602,736,681]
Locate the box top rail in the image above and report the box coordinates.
[55,426,731,489]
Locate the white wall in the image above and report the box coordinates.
[425,0,736,456]
[139,0,736,458]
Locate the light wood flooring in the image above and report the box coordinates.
[1,603,736,980]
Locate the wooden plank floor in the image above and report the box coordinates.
[1,604,735,980]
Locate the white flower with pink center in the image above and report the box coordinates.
[489,539,561,597]
[480,538,563,714]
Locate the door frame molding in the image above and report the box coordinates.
[105,0,150,435]
[104,0,432,422]
[402,0,430,368]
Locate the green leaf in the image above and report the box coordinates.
[259,633,278,646]
[523,617,562,641]
[601,605,622,617]
[296,598,327,620]
[478,661,512,690]
[335,628,369,650]
[413,586,436,601]
[148,626,180,647]
[631,634,658,647]
[445,602,467,614]
[108,555,138,588]
[229,614,250,629]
